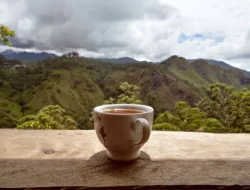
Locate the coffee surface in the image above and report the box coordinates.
[103,109,144,114]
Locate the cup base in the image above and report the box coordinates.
[107,150,140,161]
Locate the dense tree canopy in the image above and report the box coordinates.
[197,83,250,132]
[17,105,77,130]
[153,101,226,133]
[153,83,250,133]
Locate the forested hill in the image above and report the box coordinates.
[1,50,57,62]
[0,54,249,129]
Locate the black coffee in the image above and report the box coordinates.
[104,109,144,114]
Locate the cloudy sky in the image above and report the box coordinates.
[0,0,250,70]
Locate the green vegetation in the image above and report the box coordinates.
[90,82,142,121]
[153,100,226,133]
[153,83,250,133]
[0,24,15,46]
[17,105,77,129]
[197,83,250,132]
[104,82,141,104]
[0,54,250,131]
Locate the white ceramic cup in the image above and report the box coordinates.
[93,104,154,161]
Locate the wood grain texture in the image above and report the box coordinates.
[0,129,250,188]
[1,186,250,190]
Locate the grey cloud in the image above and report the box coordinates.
[4,0,175,56]
[10,38,35,49]
[25,0,72,26]
[70,0,172,22]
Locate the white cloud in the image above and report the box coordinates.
[160,0,250,70]
[0,0,250,70]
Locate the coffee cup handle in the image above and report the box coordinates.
[133,118,150,146]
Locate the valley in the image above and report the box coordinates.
[1,53,249,129]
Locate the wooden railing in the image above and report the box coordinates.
[0,129,250,189]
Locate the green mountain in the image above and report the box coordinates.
[86,57,155,64]
[189,58,250,77]
[97,57,140,63]
[0,55,249,129]
[0,50,57,62]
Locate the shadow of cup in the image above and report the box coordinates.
[86,150,152,178]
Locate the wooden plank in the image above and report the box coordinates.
[0,129,250,188]
[1,185,250,190]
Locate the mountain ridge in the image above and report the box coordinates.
[188,58,250,77]
[1,49,249,75]
[0,50,57,62]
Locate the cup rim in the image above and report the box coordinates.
[93,104,154,116]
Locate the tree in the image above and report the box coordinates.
[90,82,142,122]
[153,101,208,132]
[197,83,235,129]
[153,100,229,133]
[0,110,18,129]
[104,82,142,104]
[197,83,250,132]
[153,123,181,131]
[0,24,15,46]
[154,111,174,124]
[172,101,208,131]
[200,118,227,133]
[17,105,77,129]
[232,91,250,132]
[63,51,79,59]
